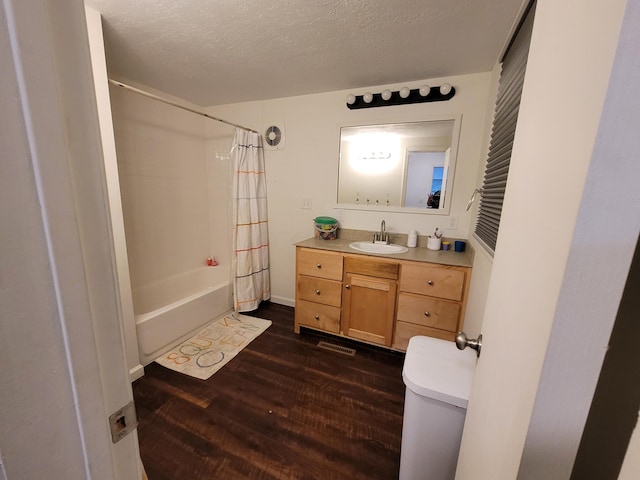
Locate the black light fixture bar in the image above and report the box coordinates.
[346,85,456,109]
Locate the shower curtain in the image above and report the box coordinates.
[230,128,271,312]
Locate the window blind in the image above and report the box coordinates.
[474,3,536,254]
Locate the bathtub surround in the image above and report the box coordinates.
[106,80,239,367]
[231,129,271,311]
[155,313,272,380]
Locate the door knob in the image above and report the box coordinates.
[455,332,482,357]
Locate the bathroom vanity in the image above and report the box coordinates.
[294,235,473,351]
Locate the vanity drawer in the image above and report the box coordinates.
[392,321,456,351]
[396,292,460,332]
[400,263,465,301]
[297,248,343,281]
[344,255,399,280]
[296,299,341,333]
[297,275,342,307]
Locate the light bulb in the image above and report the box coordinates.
[346,93,356,105]
[400,87,411,99]
[419,85,431,97]
[381,89,392,101]
[440,83,452,95]
[363,92,373,103]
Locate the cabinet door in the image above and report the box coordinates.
[342,273,397,347]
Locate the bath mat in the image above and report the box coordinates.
[154,313,271,380]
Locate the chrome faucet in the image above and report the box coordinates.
[373,220,389,244]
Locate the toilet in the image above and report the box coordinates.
[399,335,477,480]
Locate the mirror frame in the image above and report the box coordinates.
[335,113,462,215]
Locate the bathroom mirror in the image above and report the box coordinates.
[337,115,461,215]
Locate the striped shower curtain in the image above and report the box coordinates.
[230,128,270,312]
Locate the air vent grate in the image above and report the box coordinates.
[317,341,356,357]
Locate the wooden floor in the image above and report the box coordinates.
[133,302,407,480]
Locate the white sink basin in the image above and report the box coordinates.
[349,241,409,254]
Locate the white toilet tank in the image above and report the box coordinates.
[399,335,477,480]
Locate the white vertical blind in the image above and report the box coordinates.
[475,2,536,253]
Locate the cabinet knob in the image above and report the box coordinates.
[315,289,321,295]
[427,280,434,286]
[424,311,431,317]
[314,314,320,320]
[316,263,322,269]
[345,284,350,289]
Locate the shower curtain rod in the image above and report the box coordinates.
[108,79,258,134]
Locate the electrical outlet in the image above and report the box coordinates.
[335,208,344,221]
[448,215,459,230]
[301,198,312,210]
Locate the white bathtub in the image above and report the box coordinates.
[134,266,233,365]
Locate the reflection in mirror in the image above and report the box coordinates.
[337,118,460,214]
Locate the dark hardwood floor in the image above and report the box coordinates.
[133,302,407,480]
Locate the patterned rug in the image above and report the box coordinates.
[155,313,271,380]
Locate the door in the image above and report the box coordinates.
[455,1,635,478]
[2,1,142,478]
[342,273,397,346]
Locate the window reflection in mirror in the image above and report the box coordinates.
[337,117,460,214]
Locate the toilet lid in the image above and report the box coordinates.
[402,335,477,408]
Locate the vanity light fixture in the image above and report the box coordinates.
[346,83,456,110]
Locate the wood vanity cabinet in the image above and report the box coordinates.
[294,248,343,334]
[294,246,471,352]
[392,261,470,350]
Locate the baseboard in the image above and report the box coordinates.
[129,363,145,382]
[269,295,294,307]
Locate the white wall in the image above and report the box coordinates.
[456,0,629,477]
[85,6,143,381]
[205,72,493,306]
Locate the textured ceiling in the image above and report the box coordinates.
[85,0,526,106]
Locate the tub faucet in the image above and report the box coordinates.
[373,220,389,244]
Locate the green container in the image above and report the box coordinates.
[313,216,338,240]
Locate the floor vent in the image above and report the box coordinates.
[317,341,356,357]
